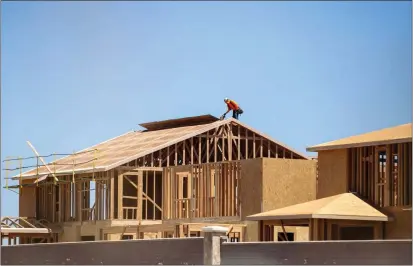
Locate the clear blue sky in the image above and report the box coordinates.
[1,2,411,217]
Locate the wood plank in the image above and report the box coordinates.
[137,171,143,221]
[374,150,379,206]
[253,133,256,158]
[245,128,248,160]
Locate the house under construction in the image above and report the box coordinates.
[2,115,317,244]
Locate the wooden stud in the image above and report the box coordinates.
[253,134,256,158]
[384,145,391,206]
[153,171,156,220]
[214,132,218,163]
[182,141,186,165]
[118,174,123,219]
[145,171,148,219]
[190,138,194,165]
[228,125,232,161]
[199,136,202,164]
[206,132,210,163]
[245,128,248,160]
[235,125,240,160]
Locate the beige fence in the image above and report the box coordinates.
[1,226,412,265]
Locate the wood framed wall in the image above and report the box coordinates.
[18,122,305,227]
[115,168,163,221]
[347,142,412,208]
[163,161,241,220]
[34,172,110,223]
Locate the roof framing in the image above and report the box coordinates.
[11,118,309,180]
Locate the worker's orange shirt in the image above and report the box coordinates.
[226,100,239,111]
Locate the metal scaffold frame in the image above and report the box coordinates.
[3,146,100,192]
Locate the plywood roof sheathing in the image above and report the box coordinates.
[246,193,389,222]
[307,123,412,152]
[13,117,309,179]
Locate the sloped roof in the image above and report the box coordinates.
[247,193,389,222]
[13,115,309,179]
[307,123,412,152]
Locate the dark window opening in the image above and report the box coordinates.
[339,226,374,240]
[183,177,188,198]
[277,232,294,241]
[81,235,95,241]
[228,232,240,242]
[190,231,200,237]
[121,235,133,240]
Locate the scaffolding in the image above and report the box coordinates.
[2,149,100,193]
[1,216,58,245]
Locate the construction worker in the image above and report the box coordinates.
[220,98,243,120]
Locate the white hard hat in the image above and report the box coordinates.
[224,97,229,101]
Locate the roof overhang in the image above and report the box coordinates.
[11,166,106,180]
[307,137,412,152]
[307,123,412,152]
[246,214,390,222]
[1,227,52,235]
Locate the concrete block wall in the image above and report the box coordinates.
[1,238,204,265]
[2,233,412,265]
[221,240,412,265]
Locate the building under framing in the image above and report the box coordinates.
[247,123,412,241]
[4,115,317,243]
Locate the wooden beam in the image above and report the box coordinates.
[253,133,256,158]
[237,125,241,160]
[206,132,210,163]
[191,138,194,165]
[245,128,248,160]
[227,124,232,161]
[175,143,178,165]
[214,130,218,162]
[198,136,202,164]
[118,174,123,219]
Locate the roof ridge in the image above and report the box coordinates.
[314,193,349,214]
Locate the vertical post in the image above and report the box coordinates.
[137,171,143,237]
[5,157,9,190]
[19,157,22,196]
[202,226,228,265]
[118,174,124,219]
[36,156,39,186]
[207,132,210,163]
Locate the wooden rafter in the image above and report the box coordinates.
[15,118,308,179]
